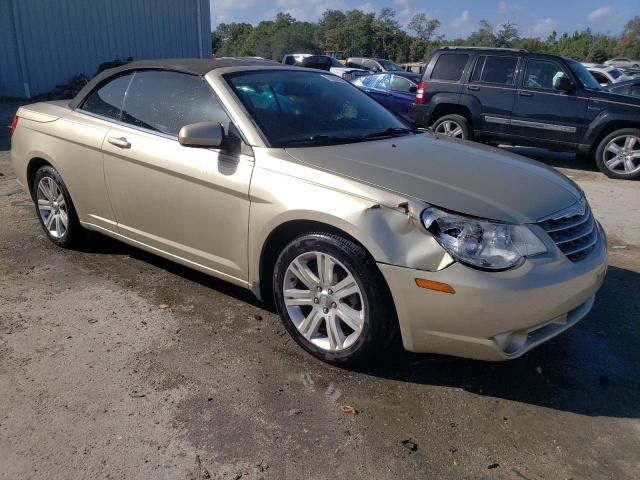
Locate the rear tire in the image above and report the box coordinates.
[432,114,472,140]
[273,232,397,366]
[594,128,640,180]
[32,165,83,247]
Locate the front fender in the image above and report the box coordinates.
[247,150,453,288]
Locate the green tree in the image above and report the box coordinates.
[617,17,640,59]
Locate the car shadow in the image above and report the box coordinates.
[75,231,263,309]
[77,231,640,419]
[352,264,640,419]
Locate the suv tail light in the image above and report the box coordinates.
[415,81,426,104]
[9,115,19,136]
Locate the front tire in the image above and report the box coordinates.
[32,165,82,247]
[273,233,397,366]
[595,128,640,180]
[432,114,472,140]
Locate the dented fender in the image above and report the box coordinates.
[247,148,453,290]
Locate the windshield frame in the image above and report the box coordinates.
[566,58,602,91]
[223,69,414,148]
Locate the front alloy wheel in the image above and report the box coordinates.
[602,135,640,176]
[283,251,365,351]
[274,233,397,365]
[595,128,640,180]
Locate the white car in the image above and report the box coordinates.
[585,64,632,87]
[282,54,368,81]
[605,57,640,68]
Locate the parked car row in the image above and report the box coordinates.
[282,54,369,82]
[406,47,640,180]
[583,63,632,87]
[10,57,608,365]
[282,49,640,179]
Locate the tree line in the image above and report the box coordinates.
[212,9,640,64]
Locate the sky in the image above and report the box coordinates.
[209,0,638,38]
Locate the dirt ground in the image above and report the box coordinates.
[1,102,639,479]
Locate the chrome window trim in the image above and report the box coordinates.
[77,109,179,141]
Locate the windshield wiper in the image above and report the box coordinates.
[361,127,415,140]
[282,134,364,147]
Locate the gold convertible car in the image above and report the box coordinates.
[10,59,608,365]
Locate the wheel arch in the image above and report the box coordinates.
[429,98,478,131]
[585,115,640,156]
[26,155,56,198]
[257,218,382,305]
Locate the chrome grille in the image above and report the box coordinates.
[539,201,598,262]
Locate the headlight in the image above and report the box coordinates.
[422,207,547,271]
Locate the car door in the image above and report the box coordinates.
[388,75,417,118]
[101,70,254,284]
[465,54,520,135]
[511,57,589,146]
[65,74,138,232]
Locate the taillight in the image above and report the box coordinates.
[416,81,426,104]
[9,115,18,136]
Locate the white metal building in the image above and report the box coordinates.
[0,0,212,98]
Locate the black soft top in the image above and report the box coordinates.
[69,57,281,110]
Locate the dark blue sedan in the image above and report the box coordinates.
[354,72,421,120]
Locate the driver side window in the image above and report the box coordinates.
[524,60,568,90]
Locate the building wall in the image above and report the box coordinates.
[0,0,211,98]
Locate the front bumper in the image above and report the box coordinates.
[379,230,608,361]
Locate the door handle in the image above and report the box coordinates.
[519,91,533,97]
[108,136,131,149]
[467,85,480,91]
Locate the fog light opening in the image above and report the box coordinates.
[494,330,528,355]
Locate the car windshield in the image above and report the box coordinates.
[378,59,403,71]
[225,70,412,147]
[566,59,602,91]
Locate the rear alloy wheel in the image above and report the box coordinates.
[432,114,471,140]
[274,233,397,366]
[33,165,82,247]
[595,129,640,180]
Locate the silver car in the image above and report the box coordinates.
[10,59,608,365]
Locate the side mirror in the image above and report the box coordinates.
[554,76,574,93]
[178,122,224,148]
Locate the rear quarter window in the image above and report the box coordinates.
[430,54,469,82]
[81,74,134,120]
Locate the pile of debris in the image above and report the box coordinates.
[33,74,89,100]
[33,57,134,101]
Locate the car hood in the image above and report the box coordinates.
[285,134,582,224]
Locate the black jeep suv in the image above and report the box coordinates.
[409,47,640,179]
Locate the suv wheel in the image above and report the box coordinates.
[432,114,471,140]
[595,128,640,180]
[273,233,396,366]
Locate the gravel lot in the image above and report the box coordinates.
[1,102,639,479]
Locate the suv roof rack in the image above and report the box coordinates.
[440,46,528,53]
